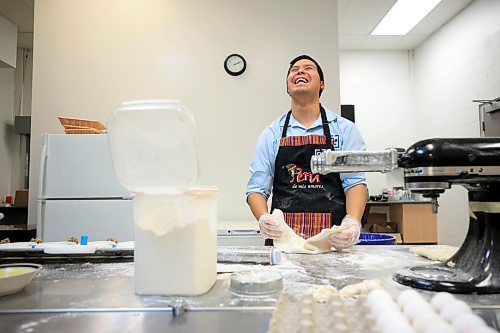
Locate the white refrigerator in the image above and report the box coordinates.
[37,134,134,242]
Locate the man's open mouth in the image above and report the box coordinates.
[294,77,308,84]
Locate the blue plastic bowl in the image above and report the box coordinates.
[357,232,396,245]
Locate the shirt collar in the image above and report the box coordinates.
[288,107,336,129]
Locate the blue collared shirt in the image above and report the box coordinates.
[246,106,366,200]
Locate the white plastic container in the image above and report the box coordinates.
[108,100,218,296]
[133,187,218,295]
[107,100,199,193]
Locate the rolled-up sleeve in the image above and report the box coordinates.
[246,128,276,200]
[337,119,367,191]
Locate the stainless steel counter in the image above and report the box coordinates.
[1,245,499,332]
[367,200,433,205]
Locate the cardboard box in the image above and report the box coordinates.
[389,203,437,244]
[13,189,29,208]
[363,212,387,231]
[371,224,396,233]
[384,232,403,244]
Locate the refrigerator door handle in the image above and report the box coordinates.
[38,133,48,200]
[37,133,49,238]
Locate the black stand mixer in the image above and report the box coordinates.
[311,138,500,293]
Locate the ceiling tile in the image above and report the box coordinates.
[391,35,428,50]
[409,0,474,35]
[338,0,476,50]
[0,0,33,32]
[359,35,403,50]
[339,35,367,50]
[339,0,397,35]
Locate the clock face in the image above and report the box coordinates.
[224,54,246,76]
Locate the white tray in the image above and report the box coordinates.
[96,241,134,251]
[0,241,134,253]
[0,242,40,252]
[43,243,96,254]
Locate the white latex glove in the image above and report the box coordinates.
[258,211,285,239]
[327,215,361,250]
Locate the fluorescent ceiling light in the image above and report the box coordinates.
[371,0,442,35]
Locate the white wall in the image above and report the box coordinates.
[29,0,340,228]
[413,0,500,245]
[0,14,16,201]
[0,67,15,200]
[0,48,31,204]
[11,49,33,191]
[339,50,416,195]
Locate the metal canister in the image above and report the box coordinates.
[217,246,281,265]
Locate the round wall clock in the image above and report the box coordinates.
[224,54,246,76]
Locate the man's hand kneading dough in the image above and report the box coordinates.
[327,215,361,250]
[258,212,285,239]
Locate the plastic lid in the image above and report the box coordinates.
[230,270,283,295]
[107,100,199,194]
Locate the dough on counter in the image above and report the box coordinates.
[305,284,338,303]
[338,279,383,298]
[275,223,338,254]
[409,245,459,262]
[306,227,342,252]
[272,209,341,254]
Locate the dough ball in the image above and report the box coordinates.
[339,279,383,298]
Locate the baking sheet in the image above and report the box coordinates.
[0,242,39,252]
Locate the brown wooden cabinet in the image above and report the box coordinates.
[363,201,437,244]
[389,203,437,244]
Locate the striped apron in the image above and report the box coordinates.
[268,106,346,242]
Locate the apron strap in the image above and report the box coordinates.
[282,110,292,137]
[319,105,333,149]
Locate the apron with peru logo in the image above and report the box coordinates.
[269,106,346,241]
